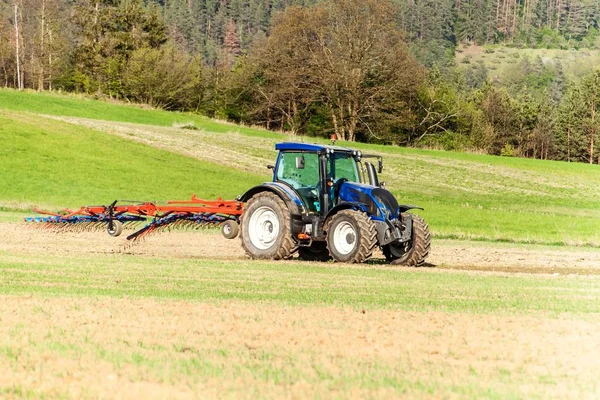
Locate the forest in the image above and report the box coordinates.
[1,0,600,163]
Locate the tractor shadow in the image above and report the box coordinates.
[293,256,437,268]
[366,258,437,268]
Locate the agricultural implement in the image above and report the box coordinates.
[26,196,243,242]
[26,142,430,265]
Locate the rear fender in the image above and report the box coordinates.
[238,182,305,215]
[399,204,423,213]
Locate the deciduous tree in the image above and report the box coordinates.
[252,0,424,141]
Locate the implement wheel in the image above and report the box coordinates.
[383,213,431,267]
[221,220,240,239]
[240,192,296,260]
[326,210,377,263]
[298,242,331,262]
[107,220,123,237]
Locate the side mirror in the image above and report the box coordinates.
[378,159,383,174]
[295,156,305,169]
[365,162,379,187]
[267,164,275,170]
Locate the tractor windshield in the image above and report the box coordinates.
[327,152,361,183]
[275,150,361,213]
[276,152,319,189]
[276,151,320,212]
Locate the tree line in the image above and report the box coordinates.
[1,0,600,163]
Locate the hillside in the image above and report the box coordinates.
[0,90,265,210]
[457,45,600,82]
[2,89,600,246]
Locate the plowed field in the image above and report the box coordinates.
[1,223,600,398]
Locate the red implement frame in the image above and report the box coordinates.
[33,194,244,219]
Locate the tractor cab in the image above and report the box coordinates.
[271,143,383,215]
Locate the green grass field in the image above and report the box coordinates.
[0,89,278,138]
[2,252,599,314]
[1,88,600,246]
[0,111,262,210]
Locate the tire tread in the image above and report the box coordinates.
[389,214,431,267]
[326,210,377,263]
[240,192,297,260]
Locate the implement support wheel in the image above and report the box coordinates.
[221,220,240,239]
[107,220,123,237]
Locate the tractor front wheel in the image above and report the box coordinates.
[326,210,377,263]
[383,213,431,267]
[240,192,296,260]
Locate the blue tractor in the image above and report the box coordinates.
[234,142,430,265]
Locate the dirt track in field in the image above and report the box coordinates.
[1,295,599,399]
[3,223,600,275]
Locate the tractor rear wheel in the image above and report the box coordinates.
[298,242,331,262]
[240,192,296,260]
[326,210,377,263]
[383,213,431,267]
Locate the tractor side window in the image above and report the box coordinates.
[328,153,361,183]
[277,152,319,189]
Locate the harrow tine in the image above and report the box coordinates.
[173,220,186,229]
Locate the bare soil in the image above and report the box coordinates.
[4,223,600,275]
[2,223,600,398]
[1,296,599,399]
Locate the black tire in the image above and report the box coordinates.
[326,210,377,263]
[240,192,297,260]
[221,220,240,239]
[383,213,431,267]
[107,220,123,237]
[298,242,331,262]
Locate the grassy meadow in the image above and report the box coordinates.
[456,45,600,83]
[0,111,263,210]
[1,252,599,314]
[1,88,600,246]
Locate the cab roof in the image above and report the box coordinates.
[275,142,355,153]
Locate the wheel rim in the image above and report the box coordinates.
[333,221,357,255]
[248,206,280,250]
[223,224,232,235]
